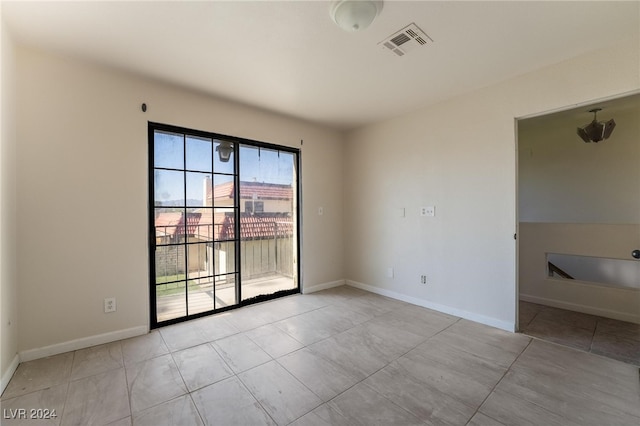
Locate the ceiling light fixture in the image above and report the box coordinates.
[330,0,383,32]
[576,108,616,143]
[216,141,234,162]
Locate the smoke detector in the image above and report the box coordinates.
[379,23,432,56]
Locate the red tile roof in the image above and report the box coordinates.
[218,215,293,240]
[155,211,292,240]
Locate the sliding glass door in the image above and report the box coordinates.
[149,123,299,327]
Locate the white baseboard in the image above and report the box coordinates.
[302,279,346,294]
[346,280,515,332]
[1,354,20,396]
[519,293,640,325]
[19,325,149,363]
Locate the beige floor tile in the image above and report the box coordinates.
[395,349,494,409]
[277,348,360,402]
[107,416,131,426]
[510,341,640,419]
[273,305,366,346]
[238,360,322,425]
[328,382,423,426]
[106,417,131,426]
[363,361,476,425]
[191,376,276,426]
[245,324,304,358]
[514,339,638,392]
[61,368,130,426]
[192,313,240,342]
[0,383,68,426]
[534,307,598,332]
[126,354,187,414]
[212,333,272,374]
[70,342,124,381]
[131,395,203,426]
[591,328,640,366]
[368,304,458,338]
[523,317,594,350]
[307,327,391,380]
[467,412,506,426]
[408,339,508,388]
[289,404,355,426]
[121,332,169,367]
[495,369,640,425]
[172,344,233,392]
[2,353,73,399]
[517,301,543,329]
[158,321,209,352]
[479,389,581,426]
[426,322,530,369]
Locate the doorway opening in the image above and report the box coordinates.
[516,92,640,366]
[149,122,300,328]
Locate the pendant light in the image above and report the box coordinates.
[576,108,616,143]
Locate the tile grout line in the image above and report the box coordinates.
[465,336,534,424]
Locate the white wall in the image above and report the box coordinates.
[519,223,639,323]
[1,12,19,391]
[344,38,639,331]
[519,107,640,224]
[15,46,344,355]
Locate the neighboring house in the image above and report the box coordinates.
[154,181,295,279]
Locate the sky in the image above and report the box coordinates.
[153,131,295,205]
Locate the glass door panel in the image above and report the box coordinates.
[239,146,298,302]
[150,123,299,327]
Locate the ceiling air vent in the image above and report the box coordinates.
[379,23,432,57]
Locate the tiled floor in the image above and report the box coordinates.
[519,300,640,366]
[1,286,639,425]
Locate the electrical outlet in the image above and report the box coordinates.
[420,275,427,285]
[104,298,116,313]
[420,206,435,217]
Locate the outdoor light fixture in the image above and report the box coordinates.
[576,108,616,143]
[216,141,234,162]
[330,0,383,32]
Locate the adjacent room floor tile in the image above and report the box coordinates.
[591,327,640,366]
[522,317,594,351]
[191,376,276,426]
[62,368,130,426]
[238,360,322,425]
